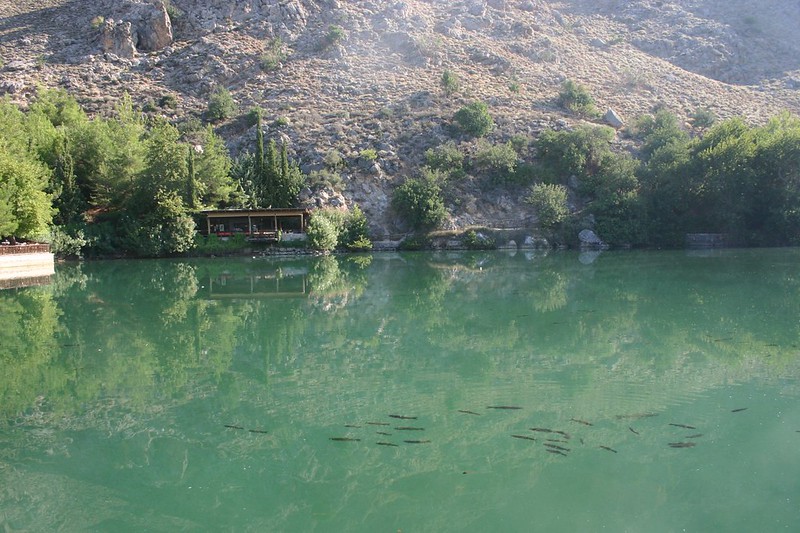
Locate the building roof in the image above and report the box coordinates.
[200,208,310,217]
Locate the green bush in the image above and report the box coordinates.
[441,70,460,96]
[324,25,346,48]
[323,149,345,170]
[557,80,597,116]
[159,94,178,110]
[398,234,430,250]
[526,183,569,228]
[341,204,370,248]
[261,37,287,71]
[49,225,88,258]
[633,110,689,160]
[475,141,518,183]
[206,87,237,123]
[392,174,447,231]
[690,108,716,129]
[424,141,465,179]
[359,148,377,161]
[307,212,338,251]
[453,101,494,137]
[535,125,615,184]
[463,230,496,250]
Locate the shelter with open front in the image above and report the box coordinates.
[199,208,311,241]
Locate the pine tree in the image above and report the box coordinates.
[53,135,85,225]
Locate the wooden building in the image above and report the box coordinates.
[199,208,311,241]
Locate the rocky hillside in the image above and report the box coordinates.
[2,0,800,236]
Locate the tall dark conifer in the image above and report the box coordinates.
[255,109,265,207]
[186,144,197,209]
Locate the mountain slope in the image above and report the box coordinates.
[2,0,799,235]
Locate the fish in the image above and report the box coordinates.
[686,434,703,439]
[570,418,593,426]
[389,414,417,420]
[546,449,568,456]
[248,429,268,434]
[529,427,554,433]
[224,425,244,430]
[376,431,392,436]
[511,435,537,441]
[731,408,748,413]
[544,443,570,452]
[403,440,431,444]
[615,413,658,420]
[344,424,361,428]
[599,445,618,453]
[668,442,696,448]
[669,423,697,430]
[376,442,398,447]
[330,437,361,442]
[395,426,424,431]
[366,422,390,426]
[545,438,568,443]
[629,427,639,435]
[487,406,522,410]
[458,410,481,416]
[553,430,571,439]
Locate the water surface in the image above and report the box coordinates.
[1,249,799,532]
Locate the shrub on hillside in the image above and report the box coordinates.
[557,80,597,117]
[526,183,569,229]
[424,141,465,179]
[474,141,518,184]
[206,87,237,123]
[392,174,447,231]
[440,69,460,96]
[453,101,494,137]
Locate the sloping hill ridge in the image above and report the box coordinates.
[2,0,800,236]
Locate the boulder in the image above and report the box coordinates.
[100,19,137,58]
[603,108,624,129]
[578,229,602,245]
[134,1,173,52]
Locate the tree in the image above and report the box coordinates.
[526,183,569,229]
[392,172,447,231]
[194,126,234,207]
[206,87,237,123]
[273,142,304,208]
[634,110,689,160]
[122,189,195,257]
[341,204,371,250]
[138,118,188,204]
[0,145,53,240]
[186,144,197,210]
[52,135,85,226]
[454,101,494,137]
[535,125,615,184]
[306,212,338,251]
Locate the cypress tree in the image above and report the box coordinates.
[255,109,265,207]
[186,144,197,210]
[264,139,279,207]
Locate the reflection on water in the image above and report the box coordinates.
[1,250,799,532]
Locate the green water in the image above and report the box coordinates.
[1,249,799,532]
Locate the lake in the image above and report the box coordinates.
[1,249,799,532]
